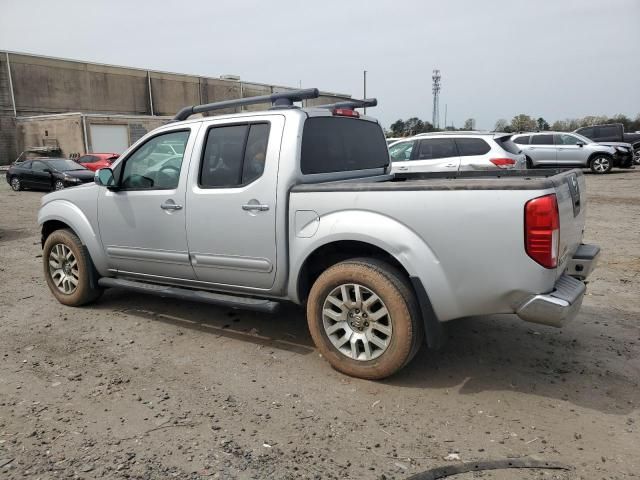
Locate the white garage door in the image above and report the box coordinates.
[90,124,129,153]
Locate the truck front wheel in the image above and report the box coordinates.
[307,258,423,380]
[43,229,103,306]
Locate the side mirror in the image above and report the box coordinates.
[95,168,116,188]
[43,168,52,174]
[576,142,585,147]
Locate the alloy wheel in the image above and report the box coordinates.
[592,157,610,173]
[54,180,65,190]
[322,283,393,361]
[10,177,21,191]
[48,243,79,294]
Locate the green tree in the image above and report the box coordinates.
[510,114,537,132]
[494,118,509,132]
[462,118,476,130]
[536,117,550,131]
[390,119,405,137]
[404,117,425,136]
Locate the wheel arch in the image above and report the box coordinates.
[587,151,613,163]
[38,200,108,275]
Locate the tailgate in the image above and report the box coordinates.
[554,170,586,278]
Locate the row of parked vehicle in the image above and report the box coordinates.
[5,153,119,192]
[387,123,639,175]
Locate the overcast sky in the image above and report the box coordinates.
[1,0,639,129]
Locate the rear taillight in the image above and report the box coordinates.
[490,158,516,168]
[333,108,360,118]
[525,194,559,268]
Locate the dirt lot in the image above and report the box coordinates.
[0,170,638,479]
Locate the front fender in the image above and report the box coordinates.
[289,210,461,321]
[38,200,109,275]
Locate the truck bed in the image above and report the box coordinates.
[291,168,579,192]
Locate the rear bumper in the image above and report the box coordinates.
[516,244,600,327]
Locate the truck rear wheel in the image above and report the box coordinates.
[307,258,423,380]
[43,229,102,306]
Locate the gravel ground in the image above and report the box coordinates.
[0,170,638,479]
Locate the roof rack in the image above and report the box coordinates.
[173,88,320,121]
[315,98,378,110]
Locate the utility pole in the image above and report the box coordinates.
[363,70,367,115]
[432,69,441,129]
[444,104,447,131]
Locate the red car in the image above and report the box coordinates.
[76,153,119,172]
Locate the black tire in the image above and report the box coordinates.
[43,229,102,306]
[9,176,22,191]
[306,257,423,380]
[53,179,65,191]
[589,154,612,174]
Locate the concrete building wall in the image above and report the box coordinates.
[0,50,351,164]
[0,54,18,163]
[17,115,85,158]
[16,114,172,158]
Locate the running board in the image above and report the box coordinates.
[97,277,280,313]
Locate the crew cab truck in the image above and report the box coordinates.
[38,88,600,380]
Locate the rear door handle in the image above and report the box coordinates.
[161,201,183,211]
[242,204,270,212]
[396,165,409,171]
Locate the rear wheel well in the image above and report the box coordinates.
[297,241,409,303]
[41,220,73,247]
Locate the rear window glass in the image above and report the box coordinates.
[417,138,457,160]
[598,125,619,137]
[494,136,522,154]
[577,127,594,138]
[455,138,490,156]
[301,117,389,174]
[531,134,554,145]
[513,136,530,145]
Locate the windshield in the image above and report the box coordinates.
[47,159,86,171]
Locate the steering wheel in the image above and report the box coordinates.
[158,164,180,176]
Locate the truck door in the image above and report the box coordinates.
[185,115,283,290]
[97,126,200,280]
[527,134,556,164]
[409,138,460,172]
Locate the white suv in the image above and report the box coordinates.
[388,132,526,173]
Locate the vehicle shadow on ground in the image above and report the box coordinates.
[388,307,637,415]
[93,288,316,355]
[91,290,636,415]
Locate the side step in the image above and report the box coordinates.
[97,277,280,313]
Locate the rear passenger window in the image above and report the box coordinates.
[531,134,554,145]
[417,138,457,160]
[199,123,270,188]
[513,136,530,145]
[455,138,490,156]
[577,127,594,138]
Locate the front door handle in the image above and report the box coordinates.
[242,203,269,212]
[396,165,409,171]
[161,201,183,211]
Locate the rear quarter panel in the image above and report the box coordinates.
[289,181,581,322]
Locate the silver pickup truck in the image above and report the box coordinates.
[38,89,600,379]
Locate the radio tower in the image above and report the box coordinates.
[432,69,441,129]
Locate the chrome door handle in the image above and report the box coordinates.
[161,202,183,211]
[396,166,409,171]
[242,204,269,212]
